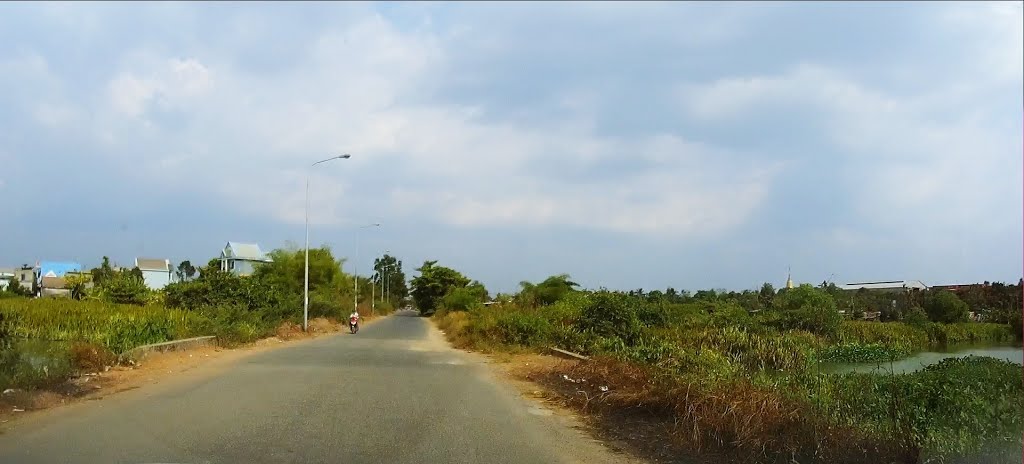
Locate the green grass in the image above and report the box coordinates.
[820,356,1023,460]
[0,298,199,354]
[819,343,906,363]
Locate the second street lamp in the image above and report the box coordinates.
[353,223,380,315]
[304,154,350,332]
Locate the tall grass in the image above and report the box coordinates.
[0,298,206,390]
[0,298,199,354]
[837,321,928,355]
[923,322,1016,346]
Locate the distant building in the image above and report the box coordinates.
[837,280,929,292]
[219,242,271,276]
[40,276,70,298]
[0,268,13,290]
[14,266,36,291]
[135,258,176,289]
[931,283,990,293]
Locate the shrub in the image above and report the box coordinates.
[442,286,484,312]
[708,302,754,330]
[494,312,554,346]
[822,356,1023,460]
[903,306,929,326]
[768,284,842,337]
[924,291,970,323]
[578,291,647,344]
[100,272,151,305]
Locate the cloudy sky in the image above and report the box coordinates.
[0,2,1021,293]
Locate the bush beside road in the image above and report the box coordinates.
[421,269,1022,464]
[0,246,405,394]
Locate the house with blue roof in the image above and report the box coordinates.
[36,261,82,298]
[37,261,82,283]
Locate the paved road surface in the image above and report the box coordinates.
[0,311,633,464]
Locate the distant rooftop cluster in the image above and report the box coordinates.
[1,241,272,297]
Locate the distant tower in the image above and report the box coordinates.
[786,266,794,289]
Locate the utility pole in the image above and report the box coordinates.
[304,154,350,331]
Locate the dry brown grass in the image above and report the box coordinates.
[526,357,914,464]
[435,311,473,347]
[274,318,340,340]
[68,342,116,374]
[308,317,337,333]
[275,321,304,340]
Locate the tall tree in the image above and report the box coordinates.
[517,274,578,307]
[64,273,91,300]
[758,282,775,309]
[91,256,115,285]
[4,276,24,296]
[924,291,970,323]
[771,283,841,336]
[410,260,470,315]
[176,260,197,281]
[373,254,408,304]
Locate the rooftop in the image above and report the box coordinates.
[837,280,929,291]
[136,258,171,272]
[223,242,270,261]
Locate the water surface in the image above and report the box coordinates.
[824,344,1023,374]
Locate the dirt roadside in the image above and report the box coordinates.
[0,315,386,428]
[464,350,711,464]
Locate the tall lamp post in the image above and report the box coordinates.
[304,154,351,332]
[382,249,391,306]
[353,223,380,314]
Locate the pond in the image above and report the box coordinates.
[823,344,1023,374]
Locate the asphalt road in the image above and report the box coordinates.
[0,311,633,464]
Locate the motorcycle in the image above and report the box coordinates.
[349,316,359,334]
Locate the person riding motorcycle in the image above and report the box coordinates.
[349,311,360,330]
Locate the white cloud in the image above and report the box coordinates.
[81,10,777,237]
[31,102,78,127]
[389,131,777,237]
[107,57,213,117]
[108,73,158,117]
[168,58,212,96]
[5,3,1019,259]
[937,2,1024,85]
[678,52,1021,244]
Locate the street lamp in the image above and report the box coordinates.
[382,264,390,306]
[353,223,380,315]
[304,154,351,332]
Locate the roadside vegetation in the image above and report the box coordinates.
[0,248,408,392]
[413,262,1023,463]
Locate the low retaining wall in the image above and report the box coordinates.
[122,336,217,363]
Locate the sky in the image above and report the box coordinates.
[0,2,1021,293]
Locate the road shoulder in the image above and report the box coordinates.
[0,315,388,430]
[430,319,651,464]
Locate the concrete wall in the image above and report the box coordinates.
[122,336,217,361]
[229,260,257,276]
[41,288,71,298]
[141,269,173,289]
